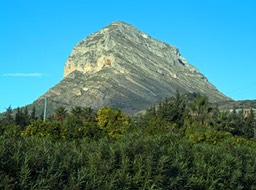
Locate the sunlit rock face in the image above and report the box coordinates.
[38,21,230,114]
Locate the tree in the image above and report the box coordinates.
[82,107,95,122]
[3,106,14,125]
[165,91,187,127]
[228,107,244,136]
[244,109,255,139]
[15,107,24,126]
[31,105,37,121]
[188,95,213,126]
[71,106,95,122]
[216,111,230,132]
[14,107,30,129]
[62,114,85,139]
[144,92,187,128]
[54,106,68,122]
[96,107,131,139]
[23,106,30,126]
[71,106,82,117]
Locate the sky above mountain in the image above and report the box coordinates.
[1,0,256,112]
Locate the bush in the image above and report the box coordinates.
[185,124,233,144]
[22,120,62,140]
[22,118,103,141]
[1,128,256,189]
[97,107,131,139]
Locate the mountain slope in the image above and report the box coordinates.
[34,21,230,114]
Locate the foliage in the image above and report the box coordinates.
[2,106,14,126]
[1,126,256,189]
[62,114,103,140]
[54,106,68,122]
[187,95,216,126]
[144,91,187,128]
[22,120,62,140]
[97,107,131,139]
[244,109,255,138]
[22,117,103,141]
[15,107,30,130]
[1,93,256,189]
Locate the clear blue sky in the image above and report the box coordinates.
[1,0,256,112]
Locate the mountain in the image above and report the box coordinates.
[33,21,230,114]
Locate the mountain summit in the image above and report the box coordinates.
[37,21,230,113]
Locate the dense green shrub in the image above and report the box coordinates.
[22,118,103,141]
[1,126,256,189]
[97,107,131,139]
[1,97,256,189]
[184,124,233,144]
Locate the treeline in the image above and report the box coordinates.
[1,93,256,189]
[1,105,131,140]
[138,93,255,140]
[2,93,255,140]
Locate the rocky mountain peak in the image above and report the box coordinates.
[63,21,194,78]
[63,22,133,77]
[37,21,230,114]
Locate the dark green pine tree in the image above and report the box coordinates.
[228,107,244,136]
[4,106,14,125]
[244,109,255,139]
[167,91,187,128]
[31,105,37,121]
[15,107,23,126]
[227,106,238,134]
[40,111,44,121]
[23,106,30,126]
[15,107,29,129]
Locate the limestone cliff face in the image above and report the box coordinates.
[37,21,230,114]
[64,21,198,78]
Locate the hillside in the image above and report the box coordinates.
[29,21,229,114]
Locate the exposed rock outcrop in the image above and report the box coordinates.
[36,21,230,114]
